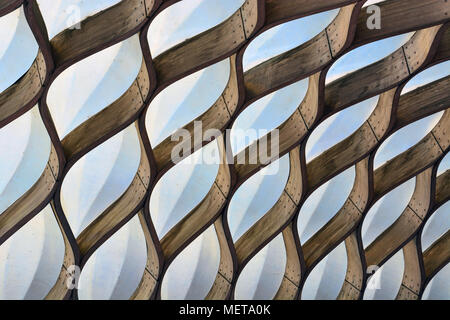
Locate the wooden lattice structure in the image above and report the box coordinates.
[0,0,449,300]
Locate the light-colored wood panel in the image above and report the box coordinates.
[0,59,42,126]
[326,3,361,57]
[365,207,422,267]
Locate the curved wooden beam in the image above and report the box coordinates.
[75,121,152,265]
[152,54,242,174]
[366,168,434,268]
[0,0,52,128]
[302,158,370,273]
[353,0,449,47]
[324,24,446,117]
[205,217,236,300]
[264,0,358,28]
[423,230,450,284]
[0,0,23,17]
[50,0,160,70]
[234,147,302,269]
[243,3,361,103]
[153,135,232,298]
[396,237,422,300]
[273,222,304,300]
[130,210,162,300]
[337,231,365,300]
[0,0,449,300]
[153,0,264,89]
[45,200,80,300]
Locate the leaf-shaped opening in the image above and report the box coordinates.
[0,204,64,299]
[227,155,289,242]
[230,80,307,155]
[61,124,141,236]
[363,250,404,300]
[234,234,286,300]
[374,112,443,169]
[421,201,449,252]
[0,7,38,92]
[148,0,245,58]
[243,9,339,71]
[301,242,347,300]
[298,167,355,244]
[362,178,415,248]
[306,96,378,162]
[78,215,147,300]
[422,263,450,300]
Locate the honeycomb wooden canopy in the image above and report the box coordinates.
[0,0,449,300]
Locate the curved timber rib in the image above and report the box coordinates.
[0,0,449,300]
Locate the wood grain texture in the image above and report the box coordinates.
[153,0,264,87]
[76,121,151,263]
[130,211,161,300]
[337,232,364,300]
[302,159,368,270]
[0,145,58,244]
[274,224,303,300]
[158,136,231,268]
[234,148,301,268]
[264,0,357,27]
[434,169,450,207]
[153,55,240,172]
[50,0,150,69]
[353,0,449,46]
[366,168,433,268]
[423,230,450,280]
[0,0,22,16]
[206,218,235,300]
[396,238,422,299]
